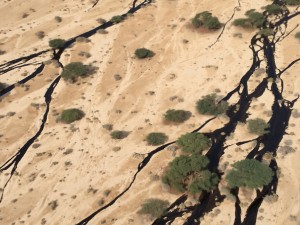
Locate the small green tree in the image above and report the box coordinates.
[138,199,169,219]
[49,39,66,49]
[164,109,191,123]
[233,9,265,29]
[247,118,269,135]
[110,130,129,139]
[196,94,228,116]
[61,62,88,83]
[162,154,217,194]
[264,4,283,14]
[60,108,84,123]
[146,132,168,146]
[188,170,219,194]
[192,11,222,30]
[283,0,300,6]
[176,133,210,154]
[135,48,155,59]
[110,15,124,23]
[226,159,274,188]
[295,32,300,39]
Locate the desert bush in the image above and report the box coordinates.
[102,124,113,131]
[60,108,85,124]
[0,50,6,55]
[176,133,210,154]
[97,29,108,34]
[226,159,274,188]
[61,62,88,83]
[96,18,107,24]
[162,154,218,193]
[283,0,300,5]
[258,28,275,36]
[264,4,283,14]
[49,39,66,49]
[192,11,222,30]
[233,9,264,28]
[135,48,155,59]
[54,16,62,22]
[76,36,90,43]
[138,199,169,219]
[247,118,269,135]
[196,94,228,116]
[295,32,300,39]
[188,170,219,194]
[110,15,124,23]
[164,109,191,123]
[110,130,129,139]
[146,132,168,146]
[35,31,45,39]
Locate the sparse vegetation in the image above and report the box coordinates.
[162,154,218,193]
[247,118,269,135]
[164,109,191,123]
[60,108,85,124]
[35,31,45,39]
[295,32,300,39]
[61,62,88,83]
[135,48,155,59]
[264,4,284,14]
[192,11,222,30]
[146,132,168,146]
[54,16,62,23]
[110,130,129,139]
[176,133,210,154]
[49,39,66,49]
[233,9,265,29]
[283,0,300,6]
[196,94,228,116]
[138,199,169,219]
[110,15,124,24]
[258,28,275,36]
[226,159,274,188]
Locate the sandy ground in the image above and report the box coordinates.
[0,0,300,224]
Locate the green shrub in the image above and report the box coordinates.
[110,130,129,139]
[192,11,222,30]
[233,10,265,28]
[176,133,210,154]
[146,132,168,146]
[138,199,169,219]
[110,15,124,23]
[188,170,219,194]
[61,62,88,83]
[295,32,300,39]
[247,118,269,135]
[283,0,300,5]
[264,4,283,14]
[162,155,217,193]
[196,94,228,116]
[135,48,155,59]
[226,159,274,188]
[258,28,275,36]
[60,108,84,123]
[232,18,252,28]
[164,109,191,123]
[49,39,66,49]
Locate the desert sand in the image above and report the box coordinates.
[0,0,300,225]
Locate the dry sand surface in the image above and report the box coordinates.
[0,0,300,224]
